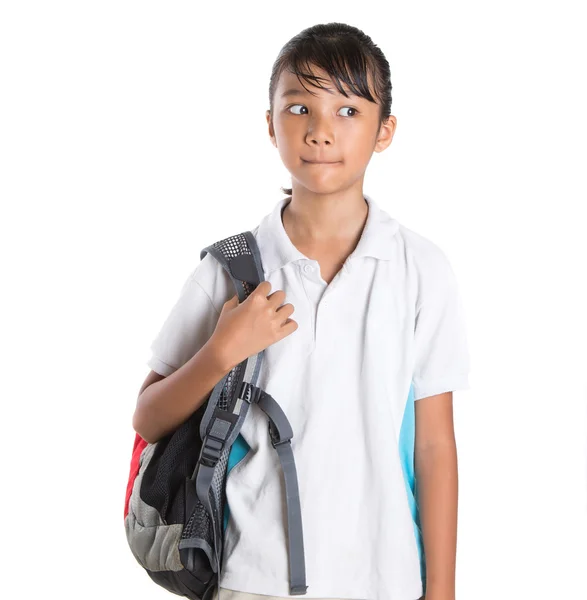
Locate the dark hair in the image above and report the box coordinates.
[268,22,393,197]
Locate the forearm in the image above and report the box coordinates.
[133,338,234,444]
[415,441,458,600]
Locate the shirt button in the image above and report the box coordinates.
[303,264,314,273]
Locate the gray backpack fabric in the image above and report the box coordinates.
[124,231,308,599]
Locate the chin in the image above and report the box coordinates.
[293,180,347,195]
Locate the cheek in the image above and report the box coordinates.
[345,130,375,153]
[273,122,299,155]
[274,117,297,140]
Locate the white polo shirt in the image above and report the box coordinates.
[147,194,471,600]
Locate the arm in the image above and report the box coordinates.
[414,391,458,600]
[132,338,234,444]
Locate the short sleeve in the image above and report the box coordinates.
[412,249,471,400]
[147,269,222,377]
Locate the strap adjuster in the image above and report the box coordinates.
[200,435,223,468]
[269,421,292,448]
[240,381,262,405]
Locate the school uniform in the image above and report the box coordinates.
[147,194,470,600]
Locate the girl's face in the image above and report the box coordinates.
[266,65,396,194]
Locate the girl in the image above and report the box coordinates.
[134,22,470,600]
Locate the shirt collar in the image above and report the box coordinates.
[256,193,399,275]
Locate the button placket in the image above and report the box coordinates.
[298,262,318,348]
[300,259,349,348]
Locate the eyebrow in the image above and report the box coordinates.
[281,88,315,98]
[280,87,340,98]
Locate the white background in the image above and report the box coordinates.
[2,1,586,599]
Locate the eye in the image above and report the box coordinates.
[288,104,308,115]
[286,105,359,117]
[339,107,358,117]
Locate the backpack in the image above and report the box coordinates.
[124,231,309,599]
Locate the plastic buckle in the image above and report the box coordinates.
[240,381,261,405]
[200,435,223,468]
[268,421,292,449]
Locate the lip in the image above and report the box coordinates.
[302,159,341,164]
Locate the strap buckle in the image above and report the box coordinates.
[268,420,292,448]
[200,433,224,468]
[239,381,262,405]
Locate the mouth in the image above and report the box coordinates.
[302,159,341,165]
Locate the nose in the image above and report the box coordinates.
[305,115,333,145]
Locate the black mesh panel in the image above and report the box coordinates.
[140,400,208,523]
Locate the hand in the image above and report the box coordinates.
[210,281,298,370]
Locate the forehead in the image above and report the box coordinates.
[275,65,373,101]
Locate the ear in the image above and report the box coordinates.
[373,115,397,153]
[266,110,277,148]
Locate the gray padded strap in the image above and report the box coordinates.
[255,391,308,596]
[196,234,308,593]
[195,463,221,575]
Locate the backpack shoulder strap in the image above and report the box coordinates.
[200,231,265,302]
[196,231,308,595]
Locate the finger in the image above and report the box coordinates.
[281,317,297,330]
[276,302,294,317]
[267,289,287,307]
[255,281,272,297]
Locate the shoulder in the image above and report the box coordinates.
[190,225,261,313]
[394,222,460,307]
[396,222,453,269]
[396,222,457,278]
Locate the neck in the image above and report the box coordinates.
[282,190,369,246]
